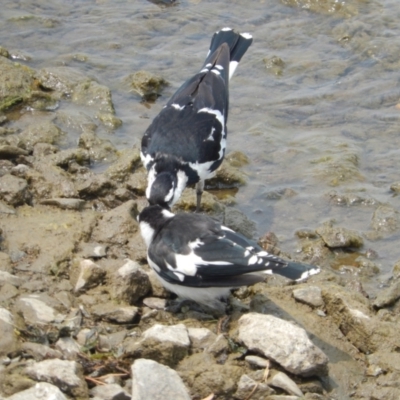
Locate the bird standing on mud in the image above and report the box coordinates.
[138,205,320,310]
[140,28,253,211]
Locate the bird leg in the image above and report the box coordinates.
[195,180,205,212]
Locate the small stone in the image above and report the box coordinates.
[71,259,106,293]
[25,359,88,398]
[245,355,270,368]
[6,382,68,400]
[0,307,19,356]
[390,182,400,193]
[269,371,304,397]
[238,313,328,377]
[0,270,24,287]
[143,323,190,348]
[54,337,81,360]
[234,374,274,399]
[373,280,400,309]
[21,342,63,361]
[0,145,29,158]
[205,334,229,356]
[187,327,217,350]
[142,297,167,310]
[16,295,64,325]
[91,303,139,323]
[316,222,363,248]
[0,174,30,206]
[293,286,324,308]
[80,242,107,258]
[316,310,326,317]
[131,358,191,400]
[40,198,85,210]
[90,383,130,400]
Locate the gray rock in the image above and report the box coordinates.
[0,174,30,206]
[187,327,217,349]
[224,206,256,239]
[0,307,18,356]
[18,121,64,150]
[109,259,150,304]
[90,383,130,400]
[238,313,329,377]
[21,342,63,361]
[373,280,400,309]
[40,198,85,210]
[131,358,191,400]
[293,286,324,308]
[6,382,68,400]
[233,374,274,399]
[91,303,139,323]
[316,222,363,248]
[143,323,190,348]
[245,355,270,368]
[142,297,168,310]
[71,259,106,293]
[0,270,24,287]
[205,333,229,356]
[78,129,117,162]
[79,242,107,258]
[371,205,400,234]
[269,371,304,397]
[91,200,138,245]
[25,359,88,398]
[15,295,64,324]
[54,337,81,360]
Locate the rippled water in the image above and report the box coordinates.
[2,0,400,291]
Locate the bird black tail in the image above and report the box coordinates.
[262,259,321,282]
[205,27,253,80]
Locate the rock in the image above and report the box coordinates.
[79,242,107,258]
[126,70,168,101]
[316,222,363,248]
[142,297,168,310]
[72,80,114,114]
[91,200,138,245]
[0,199,16,214]
[18,121,64,151]
[90,383,130,400]
[25,359,88,398]
[0,145,29,158]
[21,342,63,361]
[223,206,256,239]
[371,205,400,234]
[78,129,117,162]
[245,355,270,368]
[187,327,217,350]
[108,259,150,304]
[71,259,106,293]
[0,270,24,287]
[0,174,30,206]
[54,337,81,360]
[390,182,400,193]
[205,333,229,356]
[15,295,64,325]
[40,198,85,210]
[238,313,329,377]
[91,303,139,323]
[0,252,11,272]
[126,324,190,367]
[269,371,304,397]
[373,280,400,309]
[234,374,274,399]
[293,286,324,308]
[6,382,68,400]
[131,358,190,400]
[0,307,19,356]
[146,269,170,298]
[105,148,142,183]
[393,260,400,279]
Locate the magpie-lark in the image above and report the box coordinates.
[138,205,320,309]
[141,28,253,211]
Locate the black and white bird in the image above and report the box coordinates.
[138,205,320,309]
[141,28,253,211]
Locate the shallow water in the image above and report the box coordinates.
[2,0,400,292]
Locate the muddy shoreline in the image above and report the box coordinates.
[1,44,400,400]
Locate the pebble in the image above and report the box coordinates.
[143,297,168,310]
[16,295,65,324]
[54,337,81,359]
[238,313,329,377]
[131,358,191,400]
[269,371,304,397]
[73,259,106,293]
[143,323,190,348]
[40,197,85,210]
[245,355,270,368]
[293,286,324,308]
[79,242,108,258]
[91,303,139,323]
[90,383,130,400]
[21,342,63,361]
[25,359,88,398]
[234,374,274,399]
[205,333,229,356]
[6,382,67,400]
[187,327,217,349]
[0,270,24,287]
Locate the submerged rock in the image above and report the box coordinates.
[126,70,168,102]
[131,358,190,400]
[316,221,363,248]
[238,313,329,377]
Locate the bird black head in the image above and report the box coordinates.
[147,171,177,209]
